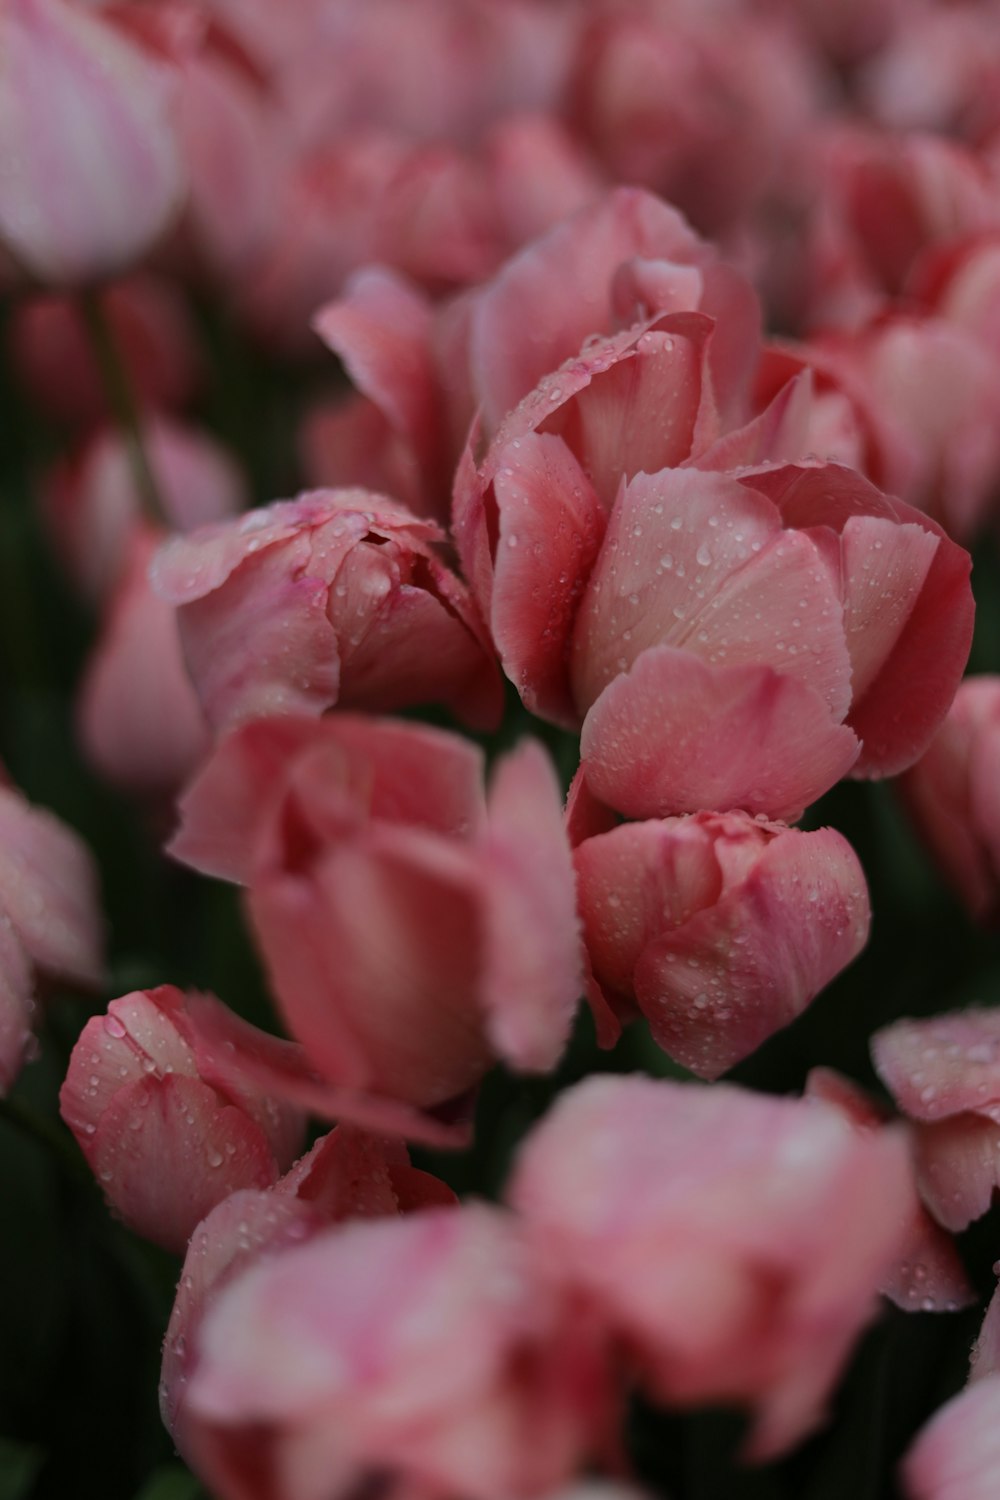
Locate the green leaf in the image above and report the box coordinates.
[0,1437,43,1500]
[133,1466,203,1500]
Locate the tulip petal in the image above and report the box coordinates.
[89,1073,279,1254]
[872,1009,1000,1124]
[581,646,860,821]
[170,715,487,883]
[477,742,583,1072]
[633,827,870,1078]
[491,432,606,725]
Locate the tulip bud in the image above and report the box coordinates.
[0,0,185,285]
[60,986,305,1253]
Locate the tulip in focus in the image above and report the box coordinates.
[153,489,503,734]
[576,810,870,1077]
[898,677,1000,922]
[508,1074,915,1461]
[0,0,186,284]
[60,985,305,1254]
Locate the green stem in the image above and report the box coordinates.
[0,1092,92,1185]
[79,288,165,524]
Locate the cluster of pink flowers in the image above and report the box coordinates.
[6,0,1000,1496]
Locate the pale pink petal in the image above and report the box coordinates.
[60,986,199,1146]
[691,370,815,473]
[509,1075,914,1462]
[581,647,860,822]
[841,516,940,701]
[185,992,472,1151]
[186,1205,595,1500]
[249,828,492,1109]
[633,827,869,1078]
[575,819,722,1000]
[745,463,975,777]
[77,526,210,796]
[804,1070,975,1314]
[175,538,342,732]
[333,546,501,732]
[0,0,185,283]
[162,1188,319,1443]
[89,1073,279,1253]
[539,315,718,506]
[872,1010,1000,1124]
[469,187,707,430]
[903,1373,1000,1500]
[0,915,34,1095]
[169,715,486,883]
[971,1284,1000,1384]
[476,742,583,1072]
[312,267,447,515]
[913,1115,1000,1232]
[571,468,851,720]
[0,786,103,987]
[490,433,607,726]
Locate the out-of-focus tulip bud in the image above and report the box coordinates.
[899,677,1000,922]
[0,775,103,1093]
[509,1074,915,1462]
[169,718,583,1136]
[77,525,210,799]
[873,1006,1000,1232]
[903,1372,1000,1500]
[152,489,503,734]
[182,1206,604,1500]
[8,274,200,428]
[60,985,305,1253]
[161,1123,457,1450]
[0,0,186,285]
[44,416,246,604]
[805,1068,974,1314]
[575,810,870,1076]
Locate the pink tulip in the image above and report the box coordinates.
[460,431,972,818]
[576,811,870,1076]
[912,233,1000,369]
[903,1374,1000,1500]
[797,127,1000,334]
[169,716,583,1127]
[508,1074,915,1461]
[162,1124,456,1450]
[805,1068,974,1314]
[565,9,818,241]
[8,274,200,428]
[0,918,34,1097]
[0,0,186,284]
[873,1007,1000,1231]
[60,985,305,1253]
[152,489,502,735]
[43,416,246,604]
[309,189,761,519]
[77,525,210,798]
[183,1205,603,1500]
[898,677,1000,921]
[756,316,1000,542]
[0,779,103,992]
